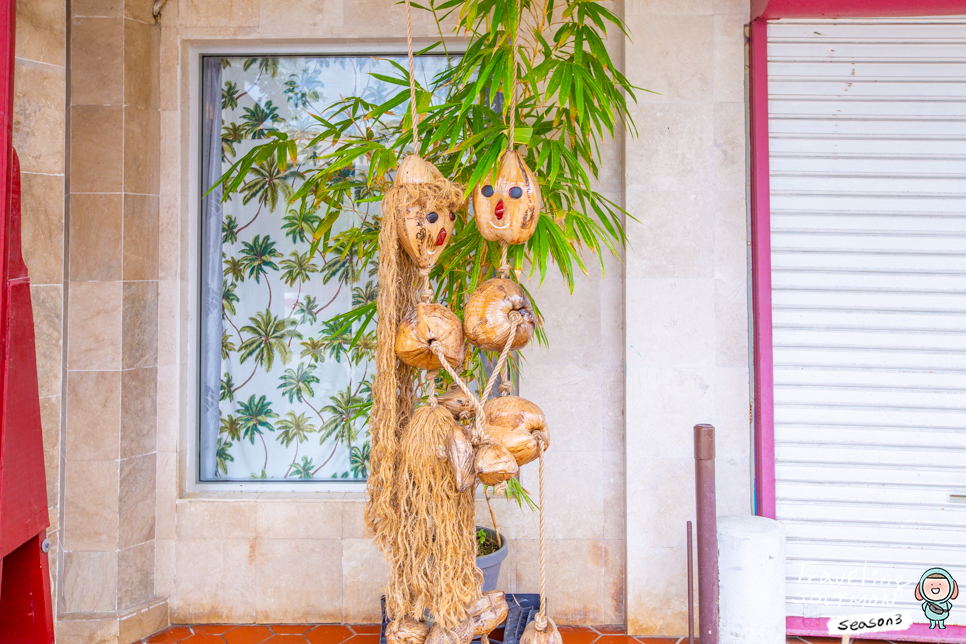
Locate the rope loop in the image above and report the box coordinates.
[417,267,433,303]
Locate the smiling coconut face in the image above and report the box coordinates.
[388,155,463,270]
[472,150,542,245]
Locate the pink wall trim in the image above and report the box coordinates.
[754,0,966,20]
[748,18,776,520]
[788,617,966,642]
[747,0,966,521]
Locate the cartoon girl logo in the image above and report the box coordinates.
[916,567,959,629]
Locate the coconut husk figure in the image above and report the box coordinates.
[472,149,542,246]
[372,0,562,638]
[471,591,510,635]
[367,0,481,633]
[395,303,465,371]
[391,154,463,271]
[483,396,548,467]
[386,618,431,644]
[464,278,536,351]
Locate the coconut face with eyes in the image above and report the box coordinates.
[472,150,542,245]
[397,204,457,270]
[387,155,463,270]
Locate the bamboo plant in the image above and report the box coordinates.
[213,0,639,481]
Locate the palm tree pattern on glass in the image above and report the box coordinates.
[214,55,449,480]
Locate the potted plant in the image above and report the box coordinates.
[476,478,538,591]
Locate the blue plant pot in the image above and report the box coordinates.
[476,526,509,592]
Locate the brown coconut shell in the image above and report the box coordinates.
[474,442,519,487]
[425,617,475,644]
[388,155,465,270]
[386,619,431,644]
[464,278,536,351]
[445,423,476,493]
[472,150,542,245]
[438,385,476,421]
[395,303,465,371]
[471,591,509,636]
[482,396,548,467]
[519,619,562,644]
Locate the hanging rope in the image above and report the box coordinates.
[498,242,511,278]
[506,3,520,151]
[404,0,420,150]
[481,313,521,402]
[535,438,548,631]
[430,343,488,445]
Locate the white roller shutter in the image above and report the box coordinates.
[767,17,966,623]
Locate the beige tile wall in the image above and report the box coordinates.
[14,0,67,621]
[57,0,166,641]
[157,0,629,627]
[623,0,752,637]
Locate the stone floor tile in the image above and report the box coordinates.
[635,638,680,644]
[596,626,626,635]
[144,627,194,644]
[223,625,274,644]
[272,626,313,634]
[305,625,355,644]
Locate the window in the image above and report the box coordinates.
[198,54,450,482]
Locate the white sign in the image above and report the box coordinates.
[827,611,914,636]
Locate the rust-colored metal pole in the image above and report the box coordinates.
[694,424,719,644]
[687,520,694,644]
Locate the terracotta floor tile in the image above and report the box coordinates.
[145,627,195,644]
[180,636,227,644]
[594,636,637,644]
[193,626,234,635]
[272,626,313,635]
[343,634,380,644]
[306,625,355,644]
[350,625,381,635]
[224,625,274,644]
[262,636,308,644]
[559,627,599,644]
[595,627,626,635]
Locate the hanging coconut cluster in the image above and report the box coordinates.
[368,0,561,642]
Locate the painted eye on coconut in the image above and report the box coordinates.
[449,211,455,221]
[427,212,438,223]
[509,186,523,199]
[481,185,494,197]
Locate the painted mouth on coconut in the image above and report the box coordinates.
[495,200,505,219]
[488,220,510,230]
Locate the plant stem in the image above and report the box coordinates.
[484,486,501,548]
